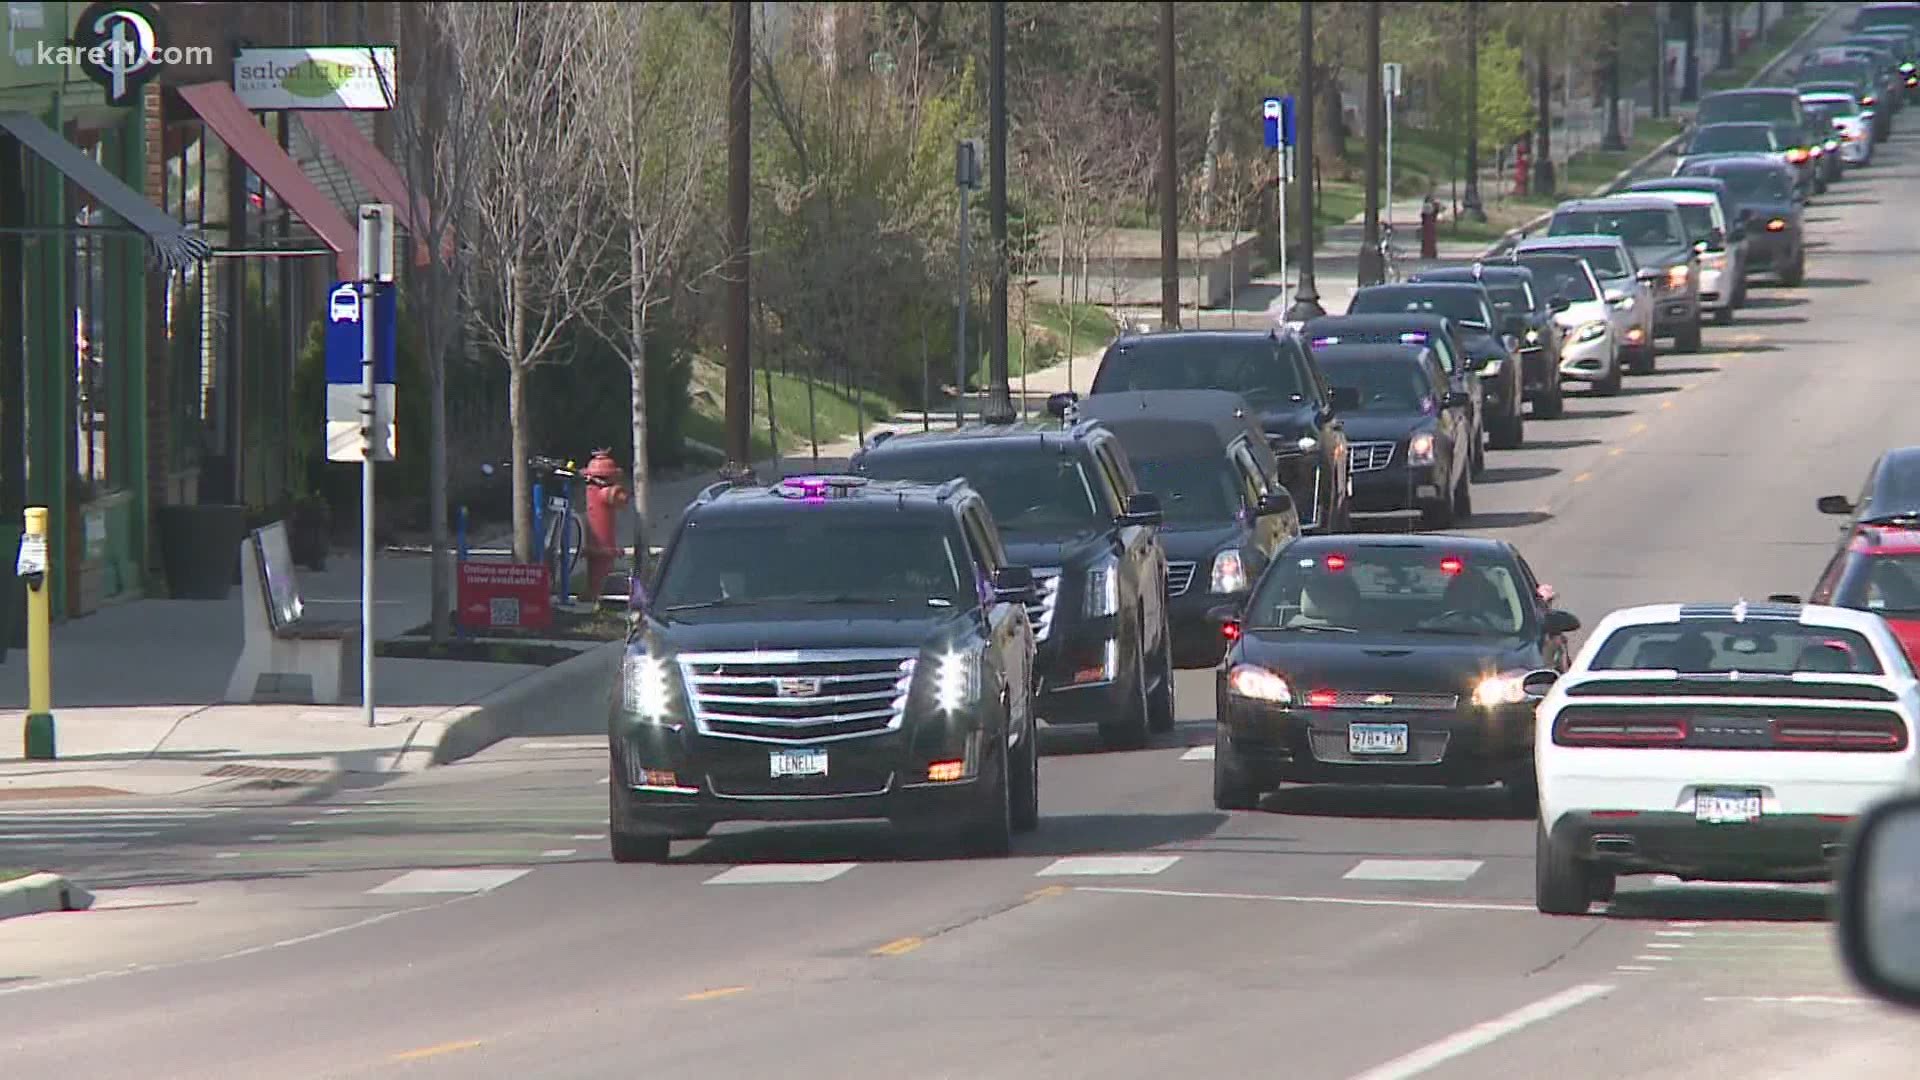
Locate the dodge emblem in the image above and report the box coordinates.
[776,677,824,698]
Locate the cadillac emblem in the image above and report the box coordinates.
[776,677,824,698]
[1364,693,1394,706]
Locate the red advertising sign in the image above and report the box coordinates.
[456,561,553,632]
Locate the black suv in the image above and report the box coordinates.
[1408,264,1568,419]
[1304,313,1488,475]
[854,422,1175,750]
[1076,329,1357,533]
[1075,389,1302,668]
[1309,341,1475,528]
[614,475,1041,862]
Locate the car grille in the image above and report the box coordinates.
[1348,441,1395,474]
[1322,689,1461,710]
[1167,561,1197,597]
[677,649,917,743]
[1026,568,1062,642]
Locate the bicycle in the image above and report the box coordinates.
[479,455,615,604]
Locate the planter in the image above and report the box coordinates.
[156,504,248,600]
[288,500,331,571]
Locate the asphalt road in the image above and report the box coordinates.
[11,32,1920,1080]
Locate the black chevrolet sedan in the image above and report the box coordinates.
[1310,342,1474,528]
[1210,534,1579,814]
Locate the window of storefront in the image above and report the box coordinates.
[63,123,127,499]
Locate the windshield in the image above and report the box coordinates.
[860,448,1104,535]
[1836,554,1920,618]
[1589,621,1884,675]
[1128,456,1240,525]
[653,518,966,609]
[1692,165,1793,203]
[1799,66,1871,89]
[1349,287,1492,329]
[1317,359,1432,414]
[1245,546,1528,637]
[1688,125,1776,154]
[1805,99,1860,122]
[1551,208,1684,249]
[1698,93,1798,125]
[1091,338,1306,405]
[1674,203,1716,242]
[1514,256,1598,302]
[1484,283,1533,314]
[1527,244,1627,279]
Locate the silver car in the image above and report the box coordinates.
[1513,234,1656,375]
[1634,188,1743,326]
[1510,251,1622,396]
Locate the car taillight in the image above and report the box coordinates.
[1765,218,1788,232]
[1553,715,1689,747]
[1785,147,1809,163]
[1774,716,1909,752]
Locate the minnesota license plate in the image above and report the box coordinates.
[1695,788,1763,824]
[770,748,828,778]
[1349,723,1409,755]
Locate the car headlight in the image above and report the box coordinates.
[1295,435,1319,454]
[621,651,675,720]
[1085,560,1120,618]
[1609,294,1635,310]
[1407,431,1437,466]
[1575,321,1608,343]
[1665,265,1690,289]
[1479,357,1502,376]
[1699,252,1726,271]
[1228,664,1292,705]
[1765,218,1788,233]
[1471,672,1529,708]
[933,649,979,714]
[1210,549,1248,594]
[1523,328,1541,345]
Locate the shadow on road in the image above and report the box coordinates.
[1257,782,1533,822]
[1649,365,1720,376]
[1729,313,1807,327]
[1463,510,1555,530]
[1602,882,1832,923]
[1512,437,1601,451]
[1800,276,1869,289]
[1476,465,1559,484]
[668,810,1228,865]
[1612,383,1681,397]
[1560,407,1634,421]
[1741,295,1807,309]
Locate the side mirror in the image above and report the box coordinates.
[1207,602,1244,643]
[1330,385,1361,413]
[1520,669,1561,699]
[1444,389,1472,409]
[1836,793,1920,1010]
[1548,295,1571,313]
[1818,494,1857,516]
[1543,609,1581,636]
[1256,490,1294,517]
[1046,391,1080,419]
[1119,491,1164,528]
[1535,582,1557,606]
[1693,239,1710,254]
[1768,593,1805,604]
[993,565,1038,604]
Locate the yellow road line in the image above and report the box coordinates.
[872,936,925,957]
[391,1040,483,1063]
[682,986,751,1002]
[1660,400,1673,410]
[1629,421,1648,434]
[1573,472,1591,484]
[1026,885,1070,901]
[1608,448,1623,457]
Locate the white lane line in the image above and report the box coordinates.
[539,848,576,858]
[1667,920,1705,928]
[0,808,218,816]
[572,833,605,840]
[249,834,278,842]
[704,863,858,885]
[0,830,160,839]
[288,820,319,827]
[368,868,534,895]
[322,809,356,815]
[1346,983,1615,1080]
[1647,942,1683,949]
[597,777,611,785]
[1654,930,1696,937]
[1180,745,1215,761]
[1634,955,1674,962]
[1616,966,1659,972]
[1037,855,1182,877]
[214,852,240,859]
[520,741,606,752]
[1076,885,1535,913]
[1703,996,1873,1006]
[2,842,131,852]
[1344,859,1483,882]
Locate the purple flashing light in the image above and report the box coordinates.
[1399,331,1429,344]
[795,476,830,491]
[1311,335,1340,347]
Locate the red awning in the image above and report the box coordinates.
[296,112,439,266]
[177,81,358,278]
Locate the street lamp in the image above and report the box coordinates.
[1603,5,1627,151]
[953,138,981,428]
[1284,0,1325,323]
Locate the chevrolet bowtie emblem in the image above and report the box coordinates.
[1365,693,1394,706]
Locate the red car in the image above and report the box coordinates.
[1804,525,1920,663]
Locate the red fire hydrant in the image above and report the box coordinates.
[582,449,629,605]
[1419,196,1439,259]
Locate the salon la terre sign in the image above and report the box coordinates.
[232,46,395,110]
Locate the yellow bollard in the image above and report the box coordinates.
[21,506,54,759]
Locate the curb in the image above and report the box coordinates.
[1479,3,1842,259]
[404,638,625,768]
[0,873,92,921]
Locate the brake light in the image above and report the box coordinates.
[1307,689,1338,708]
[1785,147,1810,163]
[1221,618,1242,643]
[1554,716,1689,747]
[1774,717,1908,751]
[1324,554,1348,571]
[1765,218,1788,232]
[1863,94,1878,106]
[1440,556,1464,576]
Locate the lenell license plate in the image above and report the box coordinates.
[1695,788,1763,824]
[1349,723,1409,755]
[770,748,829,778]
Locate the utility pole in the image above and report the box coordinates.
[1533,56,1556,198]
[1159,1,1179,329]
[1358,1,1383,287]
[1284,0,1324,323]
[723,0,753,475]
[954,139,979,428]
[1682,1,1700,103]
[1603,11,1626,151]
[983,0,1015,424]
[1719,1,1734,71]
[1654,5,1670,119]
[1463,1,1485,222]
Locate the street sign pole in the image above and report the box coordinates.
[358,205,394,728]
[954,139,981,428]
[1264,96,1295,314]
[1383,63,1402,231]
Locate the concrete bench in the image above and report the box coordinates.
[224,521,363,705]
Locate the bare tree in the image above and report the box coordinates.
[444,2,621,562]
[571,2,724,547]
[376,5,478,644]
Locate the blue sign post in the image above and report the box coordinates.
[1262,95,1296,149]
[1264,96,1297,316]
[323,280,397,462]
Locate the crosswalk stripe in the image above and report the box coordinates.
[0,830,160,839]
[703,863,857,885]
[1036,855,1181,877]
[1180,745,1215,761]
[1344,859,1483,882]
[367,868,534,895]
